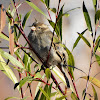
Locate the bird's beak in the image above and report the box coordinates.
[30,26,36,31]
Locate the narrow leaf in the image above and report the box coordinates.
[0,55,19,90]
[95,10,100,24]
[77,32,91,47]
[26,0,47,17]
[83,1,92,32]
[81,76,100,88]
[22,9,33,28]
[92,85,98,100]
[94,36,100,54]
[95,54,100,66]
[19,76,32,89]
[0,32,9,41]
[5,96,19,100]
[93,0,97,11]
[57,5,64,41]
[60,44,75,78]
[48,19,60,37]
[39,87,50,100]
[56,95,67,100]
[0,49,24,69]
[34,89,41,100]
[45,0,50,8]
[73,29,87,50]
[71,92,79,100]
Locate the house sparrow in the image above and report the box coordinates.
[28,22,70,88]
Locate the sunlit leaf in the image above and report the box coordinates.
[22,9,33,28]
[34,72,41,78]
[0,32,9,41]
[0,55,19,90]
[56,95,67,100]
[20,96,29,100]
[35,74,45,97]
[39,87,50,100]
[45,68,51,80]
[34,89,41,100]
[26,0,47,17]
[92,85,98,100]
[0,49,24,69]
[93,0,97,11]
[77,32,91,47]
[83,1,92,33]
[73,29,87,50]
[81,76,100,88]
[5,96,19,100]
[14,76,33,89]
[71,92,79,100]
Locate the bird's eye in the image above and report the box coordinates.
[38,27,41,29]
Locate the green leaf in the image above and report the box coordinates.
[50,8,56,13]
[19,76,32,89]
[34,89,41,100]
[22,9,33,28]
[94,36,100,54]
[48,20,60,37]
[56,95,67,100]
[48,83,52,97]
[0,32,9,41]
[83,1,92,32]
[52,67,67,85]
[45,0,50,8]
[39,87,50,100]
[26,0,47,17]
[92,85,98,100]
[34,72,41,78]
[73,29,87,50]
[20,96,29,100]
[77,32,91,47]
[57,5,64,41]
[35,74,45,97]
[81,76,100,88]
[95,10,100,24]
[45,68,51,80]
[0,55,19,90]
[95,54,100,66]
[60,44,75,78]
[71,92,79,100]
[5,96,19,100]
[0,49,24,69]
[93,0,97,11]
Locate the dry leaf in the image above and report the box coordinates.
[0,4,6,32]
[9,19,14,55]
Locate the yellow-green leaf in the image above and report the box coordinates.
[81,76,100,88]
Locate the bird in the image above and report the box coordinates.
[28,21,70,88]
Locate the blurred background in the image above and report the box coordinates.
[0,0,100,100]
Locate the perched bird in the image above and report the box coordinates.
[28,21,70,88]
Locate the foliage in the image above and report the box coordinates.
[0,0,100,100]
